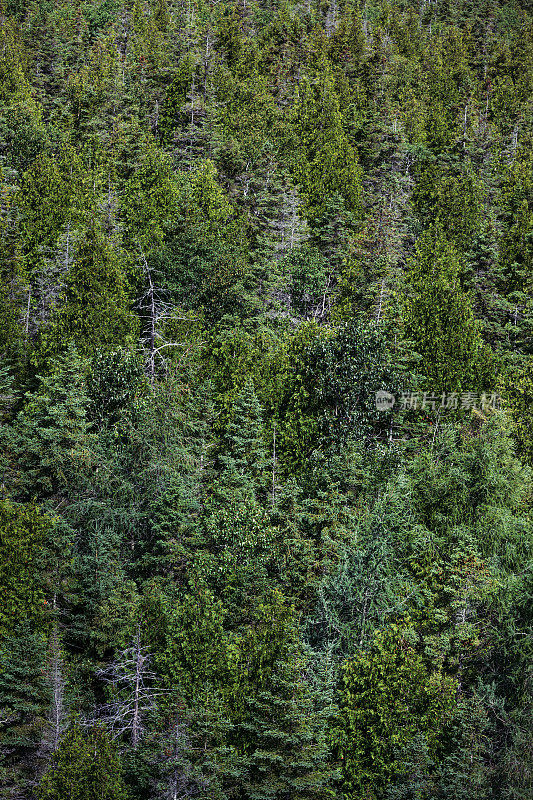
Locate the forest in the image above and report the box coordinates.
[0,0,531,797]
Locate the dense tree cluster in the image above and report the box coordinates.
[0,0,531,798]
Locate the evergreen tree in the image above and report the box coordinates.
[41,224,135,358]
[0,625,50,796]
[4,344,94,500]
[402,226,489,392]
[229,592,335,800]
[37,723,128,800]
[290,65,363,222]
[335,623,458,800]
[0,499,50,635]
[216,377,268,504]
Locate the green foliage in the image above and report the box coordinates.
[121,138,178,255]
[215,377,268,503]
[158,56,195,145]
[273,321,396,474]
[37,723,128,800]
[41,224,136,358]
[0,624,50,795]
[0,499,50,634]
[0,1,531,797]
[4,344,94,499]
[86,348,148,428]
[290,66,363,222]
[0,15,43,174]
[403,226,489,392]
[336,623,458,800]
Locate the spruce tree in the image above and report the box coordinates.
[37,723,128,800]
[402,226,488,392]
[41,224,135,358]
[4,344,94,501]
[0,625,50,797]
[229,592,335,800]
[216,377,268,504]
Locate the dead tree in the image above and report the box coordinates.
[46,626,67,754]
[136,261,198,383]
[96,626,158,749]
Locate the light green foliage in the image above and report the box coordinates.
[177,158,232,225]
[0,500,50,634]
[18,145,97,265]
[37,723,128,800]
[121,138,178,255]
[403,226,488,392]
[0,15,43,173]
[336,623,458,800]
[42,224,135,357]
[290,65,363,221]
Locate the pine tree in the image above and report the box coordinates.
[158,55,194,146]
[402,226,488,392]
[0,169,26,361]
[0,13,44,174]
[121,137,178,259]
[216,377,268,504]
[0,499,50,635]
[0,624,50,797]
[37,722,128,800]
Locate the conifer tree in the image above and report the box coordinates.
[0,625,50,796]
[216,377,268,504]
[0,499,50,635]
[229,592,335,800]
[402,226,488,392]
[37,723,128,800]
[39,224,135,359]
[4,344,94,501]
[290,65,363,222]
[335,623,458,800]
[0,13,44,173]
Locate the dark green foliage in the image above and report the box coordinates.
[0,1,531,798]
[0,625,50,795]
[215,377,268,503]
[86,348,147,428]
[273,321,398,474]
[3,344,94,500]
